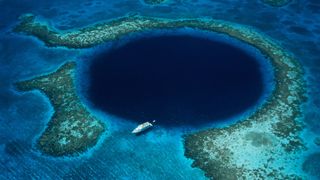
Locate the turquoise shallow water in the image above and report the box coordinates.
[1,0,320,179]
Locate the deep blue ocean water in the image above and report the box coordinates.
[0,0,320,179]
[87,35,263,127]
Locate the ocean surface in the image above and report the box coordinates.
[87,35,264,127]
[1,0,320,179]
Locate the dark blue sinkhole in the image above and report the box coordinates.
[87,35,264,127]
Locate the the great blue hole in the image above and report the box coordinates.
[87,35,264,127]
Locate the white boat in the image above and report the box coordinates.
[132,120,156,134]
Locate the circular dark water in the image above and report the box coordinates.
[87,35,264,127]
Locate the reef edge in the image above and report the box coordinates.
[15,62,106,157]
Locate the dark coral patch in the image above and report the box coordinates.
[261,0,291,7]
[303,153,320,178]
[5,140,29,156]
[143,0,166,5]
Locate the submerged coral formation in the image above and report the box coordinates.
[15,14,306,178]
[302,153,320,179]
[314,137,320,146]
[183,24,306,179]
[16,62,105,156]
[261,0,291,7]
[143,0,166,5]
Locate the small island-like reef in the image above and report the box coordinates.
[16,62,105,157]
[14,13,306,178]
